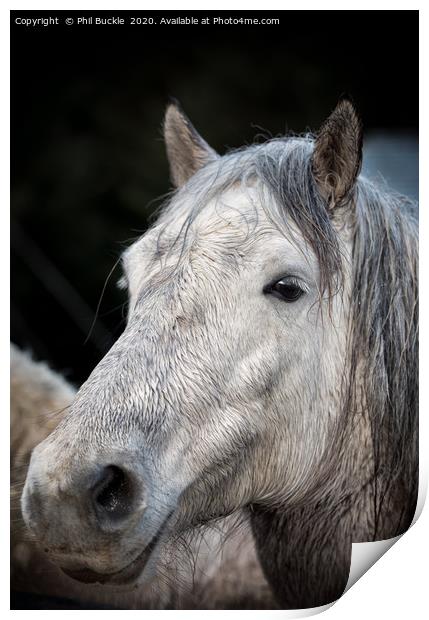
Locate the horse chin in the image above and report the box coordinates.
[61,510,173,586]
[61,544,153,585]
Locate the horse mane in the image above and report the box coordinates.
[347,179,418,536]
[157,135,418,536]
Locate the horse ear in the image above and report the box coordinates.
[163,101,218,188]
[312,99,363,209]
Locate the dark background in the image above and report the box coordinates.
[11,10,419,385]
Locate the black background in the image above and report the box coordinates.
[11,11,419,384]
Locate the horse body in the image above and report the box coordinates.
[21,101,418,608]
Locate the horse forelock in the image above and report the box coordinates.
[152,137,343,297]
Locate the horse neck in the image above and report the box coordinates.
[249,371,414,608]
[248,409,372,608]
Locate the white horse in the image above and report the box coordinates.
[21,100,418,608]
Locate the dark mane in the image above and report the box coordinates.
[347,179,418,535]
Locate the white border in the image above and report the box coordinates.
[4,3,426,618]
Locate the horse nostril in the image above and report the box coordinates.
[92,465,134,521]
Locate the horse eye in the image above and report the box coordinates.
[265,278,305,303]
